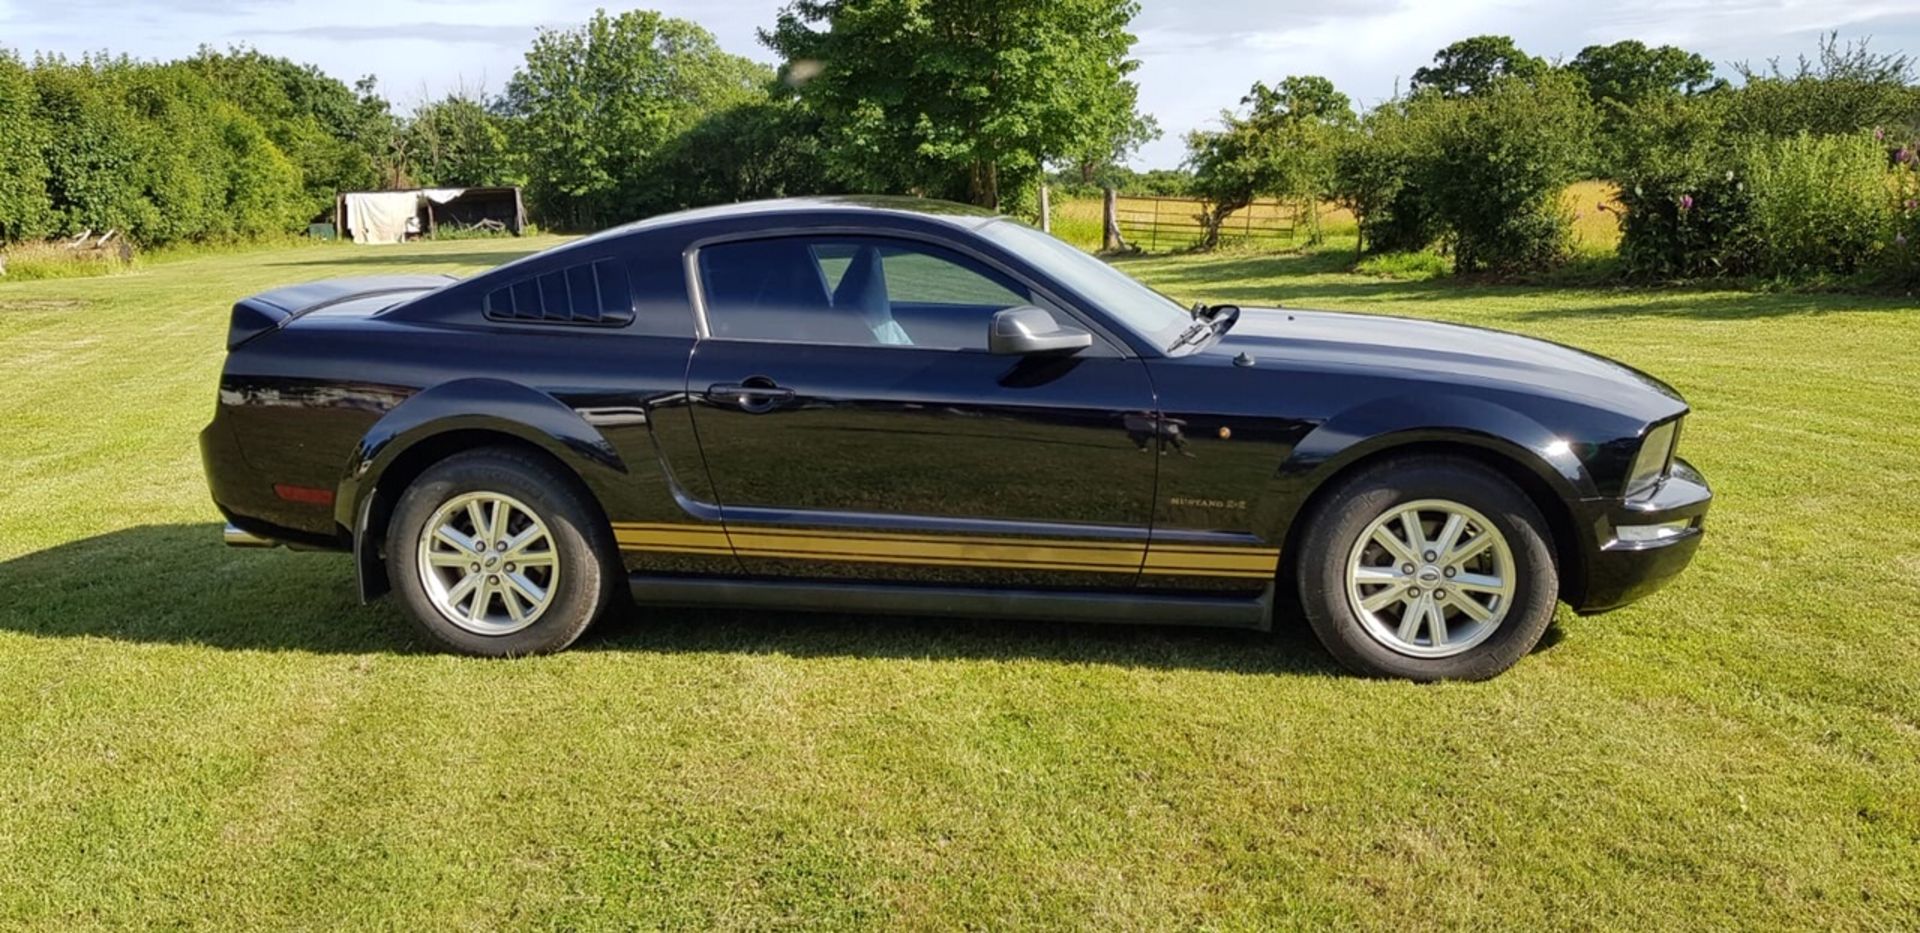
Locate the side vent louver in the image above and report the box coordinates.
[484,259,634,326]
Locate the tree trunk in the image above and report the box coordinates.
[1102,188,1127,252]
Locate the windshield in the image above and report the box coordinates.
[977,220,1192,350]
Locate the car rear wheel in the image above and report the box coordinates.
[387,447,621,656]
[1295,456,1558,681]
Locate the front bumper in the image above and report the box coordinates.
[1573,457,1712,613]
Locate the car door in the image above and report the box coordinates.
[680,233,1160,588]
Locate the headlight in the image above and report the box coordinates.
[1624,419,1679,498]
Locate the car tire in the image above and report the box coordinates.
[386,447,622,656]
[1295,456,1559,681]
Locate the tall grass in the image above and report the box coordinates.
[0,242,135,282]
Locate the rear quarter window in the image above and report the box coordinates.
[484,258,634,327]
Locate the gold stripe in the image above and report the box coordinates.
[728,531,1141,568]
[609,521,1276,578]
[612,521,1275,555]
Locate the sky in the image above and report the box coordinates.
[4,0,1919,168]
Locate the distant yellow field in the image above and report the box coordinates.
[1564,180,1624,254]
[1052,180,1624,255]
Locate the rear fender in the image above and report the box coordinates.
[337,378,627,600]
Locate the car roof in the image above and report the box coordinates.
[571,195,1005,247]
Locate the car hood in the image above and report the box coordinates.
[1201,307,1685,416]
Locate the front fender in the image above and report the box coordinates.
[1254,392,1594,542]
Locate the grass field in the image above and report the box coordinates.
[1,234,1917,928]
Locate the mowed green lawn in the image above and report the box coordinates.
[1,235,1916,929]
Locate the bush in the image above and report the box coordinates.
[1742,131,1891,279]
[1606,93,1754,278]
[1880,155,1920,287]
[1332,106,1439,255]
[1412,73,1592,274]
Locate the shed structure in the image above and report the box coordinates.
[335,187,526,244]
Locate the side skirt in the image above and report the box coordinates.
[628,576,1275,630]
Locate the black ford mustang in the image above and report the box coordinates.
[201,196,1710,680]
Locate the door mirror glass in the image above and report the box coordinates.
[988,306,1093,356]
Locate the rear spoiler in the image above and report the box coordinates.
[226,274,455,349]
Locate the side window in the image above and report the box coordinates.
[483,258,634,327]
[698,236,1043,351]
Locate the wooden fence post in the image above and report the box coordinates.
[1038,184,1052,233]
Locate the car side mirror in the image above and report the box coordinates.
[988,306,1092,356]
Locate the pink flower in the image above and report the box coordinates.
[1876,127,1887,141]
[1899,148,1914,164]
[1679,194,1695,211]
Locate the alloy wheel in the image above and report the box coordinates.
[415,491,560,636]
[1344,498,1517,659]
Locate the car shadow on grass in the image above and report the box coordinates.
[0,523,1352,676]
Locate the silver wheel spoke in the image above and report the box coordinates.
[1451,571,1508,595]
[1397,598,1424,641]
[468,577,493,621]
[1361,583,1410,612]
[1446,533,1495,568]
[500,582,527,623]
[512,551,557,568]
[1448,593,1494,623]
[506,572,546,606]
[1427,599,1449,646]
[486,501,510,547]
[427,551,472,568]
[1433,514,1465,562]
[465,501,489,542]
[445,572,480,606]
[1352,566,1405,585]
[434,526,479,555]
[1400,513,1428,558]
[502,525,545,558]
[1371,527,1417,565]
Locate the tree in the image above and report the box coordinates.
[1061,92,1159,186]
[407,92,517,188]
[1184,119,1268,249]
[505,9,768,229]
[1568,40,1722,106]
[185,47,384,217]
[1185,75,1352,248]
[30,56,150,238]
[764,0,1149,210]
[0,51,52,242]
[1411,35,1547,98]
[651,96,840,210]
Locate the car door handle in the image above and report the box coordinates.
[706,379,795,412]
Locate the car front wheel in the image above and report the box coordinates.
[387,447,622,656]
[1296,456,1559,681]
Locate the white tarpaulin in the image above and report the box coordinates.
[343,191,422,245]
